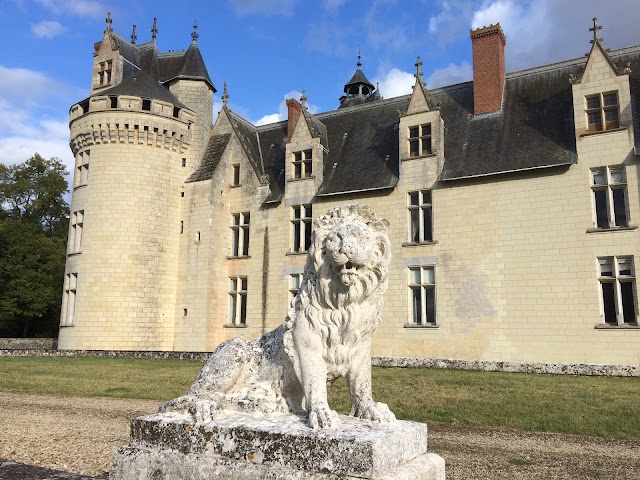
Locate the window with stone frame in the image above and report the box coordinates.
[289,273,303,301]
[408,266,436,325]
[75,150,90,188]
[60,273,78,326]
[408,124,432,157]
[69,210,84,254]
[228,276,247,326]
[98,60,113,87]
[293,149,312,179]
[291,204,313,253]
[591,166,628,229]
[231,212,250,257]
[408,190,433,243]
[586,91,619,132]
[232,164,240,186]
[598,256,637,325]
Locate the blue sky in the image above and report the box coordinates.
[2,0,640,184]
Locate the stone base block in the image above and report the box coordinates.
[110,412,445,479]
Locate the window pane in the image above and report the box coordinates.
[239,293,247,324]
[294,152,302,161]
[601,282,616,324]
[232,229,239,256]
[423,207,433,242]
[422,138,432,155]
[243,213,250,225]
[412,287,422,324]
[599,258,614,277]
[409,140,419,156]
[304,205,312,218]
[612,188,627,227]
[304,150,312,159]
[291,274,301,289]
[592,170,607,185]
[242,228,249,256]
[293,206,301,219]
[422,190,432,204]
[230,278,237,290]
[426,287,436,324]
[604,110,619,129]
[304,222,312,250]
[409,268,421,285]
[423,267,435,284]
[603,93,618,106]
[609,168,625,184]
[620,281,636,324]
[586,96,601,109]
[304,161,312,177]
[409,192,419,206]
[618,258,633,276]
[240,277,247,290]
[293,222,301,251]
[594,190,608,228]
[294,163,302,179]
[229,293,236,322]
[409,126,419,138]
[588,112,602,131]
[233,214,240,225]
[421,124,431,136]
[410,209,420,243]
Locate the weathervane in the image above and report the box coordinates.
[222,81,229,107]
[130,24,137,44]
[105,12,113,35]
[151,18,158,43]
[192,20,199,44]
[589,17,603,44]
[357,48,362,69]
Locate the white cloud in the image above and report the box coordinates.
[373,68,414,99]
[254,90,318,126]
[31,20,66,38]
[426,61,473,88]
[229,0,297,16]
[428,1,453,34]
[35,0,105,17]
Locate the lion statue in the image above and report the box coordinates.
[160,204,395,429]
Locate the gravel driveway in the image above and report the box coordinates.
[1,390,638,479]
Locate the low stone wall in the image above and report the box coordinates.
[0,348,637,376]
[0,338,57,350]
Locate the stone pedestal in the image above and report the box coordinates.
[110,412,445,479]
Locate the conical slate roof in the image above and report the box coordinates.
[158,43,215,92]
[344,67,374,94]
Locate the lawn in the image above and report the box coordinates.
[0,356,637,438]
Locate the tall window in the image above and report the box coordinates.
[591,166,628,228]
[409,266,436,325]
[586,92,619,132]
[231,212,250,257]
[293,150,312,179]
[408,124,432,157]
[60,273,78,326]
[75,150,89,188]
[292,205,312,253]
[408,190,433,243]
[290,273,303,300]
[232,164,240,186]
[69,210,84,254]
[598,257,636,325]
[228,276,247,326]
[98,60,112,86]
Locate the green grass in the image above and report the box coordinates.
[0,357,638,438]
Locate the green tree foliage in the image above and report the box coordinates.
[0,154,69,337]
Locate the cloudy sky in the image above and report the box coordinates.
[1,0,640,183]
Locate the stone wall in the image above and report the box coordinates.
[0,338,58,350]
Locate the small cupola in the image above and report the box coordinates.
[339,54,378,108]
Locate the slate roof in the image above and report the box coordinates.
[97,70,188,109]
[158,44,215,91]
[186,133,231,183]
[344,68,374,92]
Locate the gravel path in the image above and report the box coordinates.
[1,390,638,479]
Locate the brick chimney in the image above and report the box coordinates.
[286,98,302,139]
[470,23,506,115]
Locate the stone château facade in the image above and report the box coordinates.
[59,16,640,367]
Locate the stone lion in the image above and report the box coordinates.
[160,204,395,429]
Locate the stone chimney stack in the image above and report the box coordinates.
[470,23,506,116]
[286,98,302,139]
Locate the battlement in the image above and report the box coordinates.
[70,96,195,124]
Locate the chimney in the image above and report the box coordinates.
[470,23,506,116]
[286,98,302,139]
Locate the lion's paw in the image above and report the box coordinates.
[308,403,340,429]
[353,401,396,423]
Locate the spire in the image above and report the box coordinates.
[222,81,229,107]
[300,90,308,111]
[130,24,137,44]
[151,18,158,44]
[357,49,362,69]
[589,17,603,45]
[104,12,113,35]
[414,55,424,82]
[343,53,374,97]
[191,20,199,44]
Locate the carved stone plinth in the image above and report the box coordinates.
[110,412,445,479]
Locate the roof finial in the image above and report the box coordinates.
[300,90,308,110]
[191,20,199,44]
[130,24,137,44]
[104,12,113,35]
[414,55,424,82]
[357,48,362,69]
[151,18,158,43]
[222,81,229,107]
[589,17,603,45]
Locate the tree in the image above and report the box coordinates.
[0,153,69,238]
[0,154,69,337]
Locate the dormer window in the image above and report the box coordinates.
[98,60,112,86]
[293,149,312,179]
[586,92,619,132]
[408,124,432,157]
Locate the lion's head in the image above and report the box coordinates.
[307,204,391,306]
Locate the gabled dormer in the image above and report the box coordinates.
[285,92,326,194]
[399,57,444,183]
[571,18,633,139]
